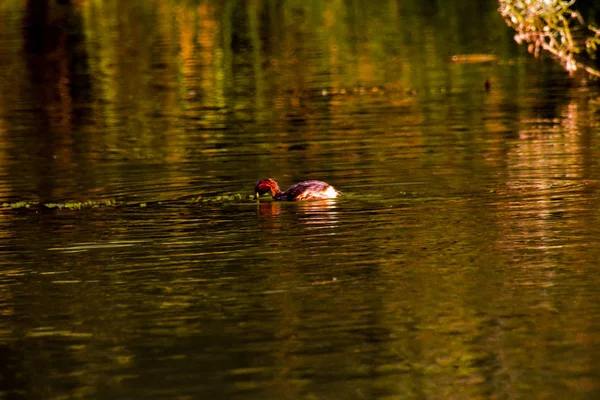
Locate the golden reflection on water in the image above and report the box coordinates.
[499,97,588,259]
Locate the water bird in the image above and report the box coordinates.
[254,178,341,201]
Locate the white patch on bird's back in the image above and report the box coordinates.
[324,186,340,198]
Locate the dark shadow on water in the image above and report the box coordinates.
[0,343,28,400]
[16,0,92,203]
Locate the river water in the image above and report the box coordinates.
[1,1,600,399]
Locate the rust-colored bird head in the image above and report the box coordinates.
[254,178,280,200]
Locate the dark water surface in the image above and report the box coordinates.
[2,1,600,399]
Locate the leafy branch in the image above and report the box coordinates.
[499,0,600,77]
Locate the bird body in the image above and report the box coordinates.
[254,178,341,201]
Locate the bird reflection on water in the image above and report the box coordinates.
[256,199,340,232]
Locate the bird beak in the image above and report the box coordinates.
[254,192,259,201]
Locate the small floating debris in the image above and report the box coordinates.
[451,54,497,63]
[196,193,254,203]
[1,199,118,211]
[2,193,256,212]
[44,199,117,210]
[2,201,34,209]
